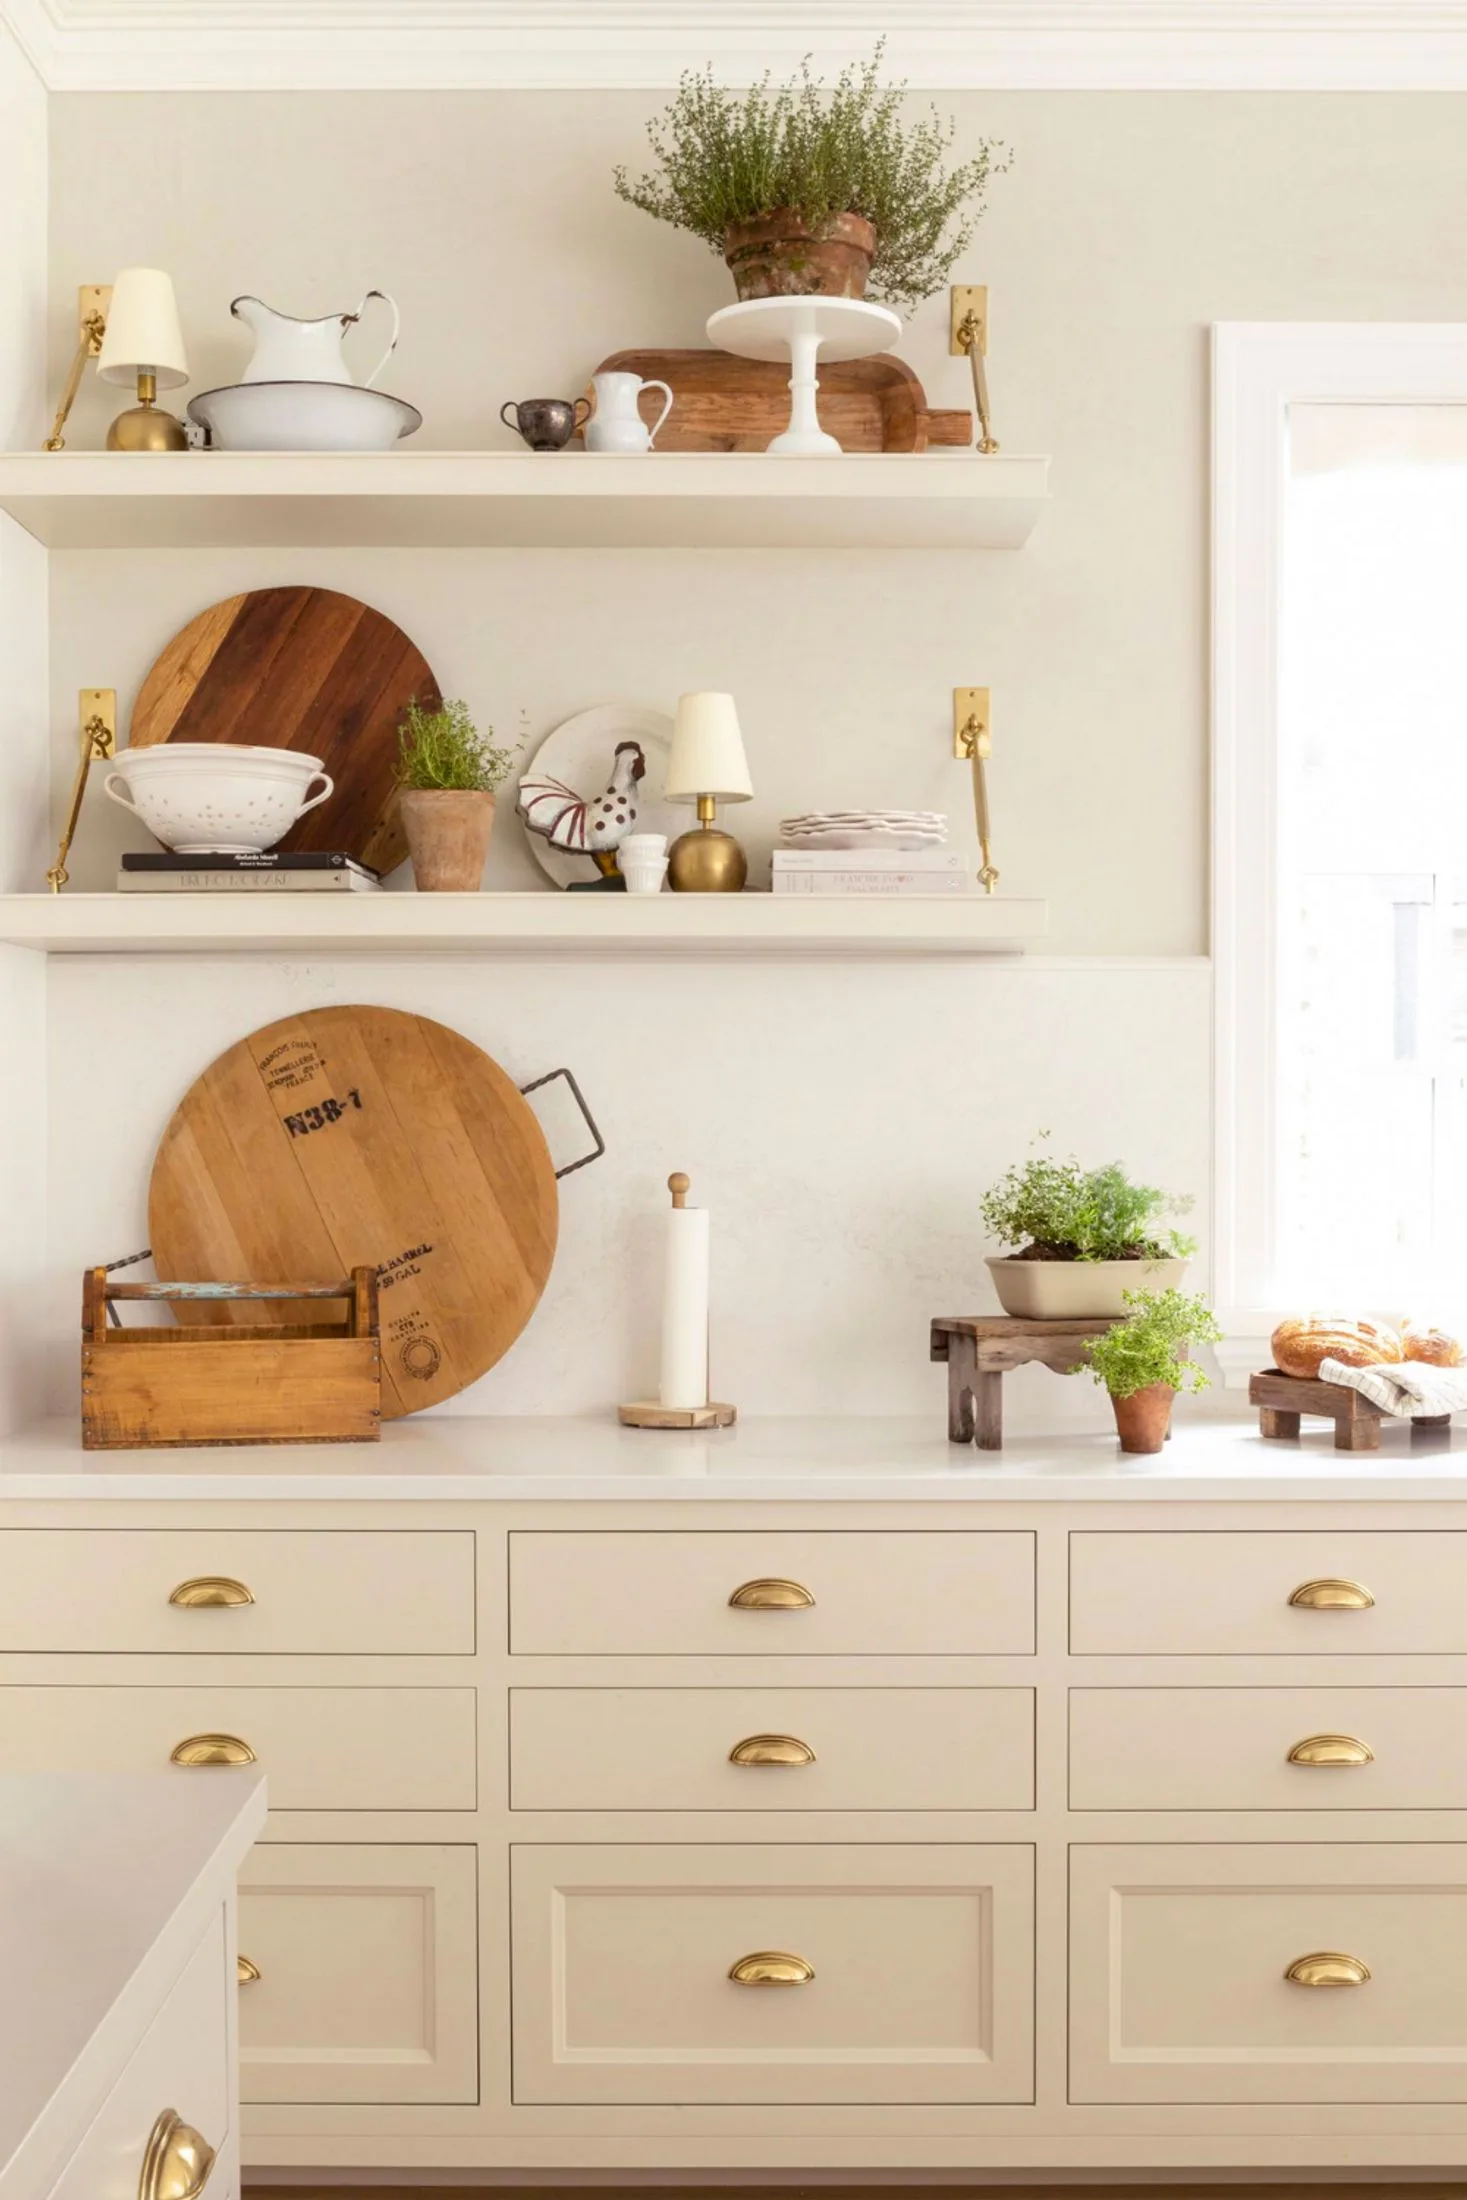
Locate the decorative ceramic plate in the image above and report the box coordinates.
[519,703,679,889]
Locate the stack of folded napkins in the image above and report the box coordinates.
[1318,1356,1467,1418]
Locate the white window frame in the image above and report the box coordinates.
[1212,321,1467,1379]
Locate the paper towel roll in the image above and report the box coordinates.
[659,1197,710,1411]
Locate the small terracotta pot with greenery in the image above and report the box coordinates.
[615,44,1007,313]
[1081,1288,1223,1455]
[396,698,517,893]
[980,1141,1195,1320]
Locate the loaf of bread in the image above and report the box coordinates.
[1271,1315,1403,1380]
[1401,1325,1465,1367]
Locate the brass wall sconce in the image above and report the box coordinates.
[48,689,116,892]
[953,687,998,895]
[45,285,112,451]
[949,284,999,456]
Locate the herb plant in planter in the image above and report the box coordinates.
[396,699,517,893]
[980,1146,1195,1318]
[614,45,1006,309]
[1081,1287,1222,1454]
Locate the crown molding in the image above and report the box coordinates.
[10,2,1467,92]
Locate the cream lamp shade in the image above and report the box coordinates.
[97,268,189,389]
[664,692,753,805]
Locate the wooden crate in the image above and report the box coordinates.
[81,1268,382,1449]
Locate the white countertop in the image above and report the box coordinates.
[0,1771,267,2200]
[4,1412,1467,1502]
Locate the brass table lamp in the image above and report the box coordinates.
[96,268,190,452]
[664,692,753,893]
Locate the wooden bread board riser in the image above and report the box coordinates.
[147,1007,559,1420]
[585,349,971,453]
[128,585,442,876]
[81,1268,381,1449]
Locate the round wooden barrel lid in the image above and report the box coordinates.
[148,1006,558,1418]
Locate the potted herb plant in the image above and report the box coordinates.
[1081,1287,1222,1454]
[396,698,517,892]
[980,1144,1195,1318]
[614,45,1006,310]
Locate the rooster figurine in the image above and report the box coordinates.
[517,739,648,881]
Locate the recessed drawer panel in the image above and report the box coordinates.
[509,1532,1035,1655]
[511,1842,1033,2105]
[1072,1687,1467,1810]
[0,1529,475,1654]
[0,1687,476,1810]
[239,1844,478,2103]
[48,1909,229,2200]
[511,1687,1034,1811]
[1071,1843,1467,2103]
[1070,1531,1467,1654]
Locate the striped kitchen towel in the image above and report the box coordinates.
[1318,1355,1467,1419]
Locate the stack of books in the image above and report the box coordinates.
[771,847,969,896]
[118,853,380,894]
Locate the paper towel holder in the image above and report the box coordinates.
[618,1171,738,1430]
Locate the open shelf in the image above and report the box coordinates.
[0,449,1050,551]
[0,892,1049,956]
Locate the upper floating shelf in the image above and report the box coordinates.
[0,450,1050,552]
[0,892,1048,957]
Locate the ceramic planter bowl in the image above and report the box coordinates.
[104,743,333,854]
[723,210,877,301]
[400,789,497,891]
[986,1254,1189,1320]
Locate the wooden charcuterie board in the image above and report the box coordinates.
[128,586,442,875]
[148,1007,558,1419]
[584,348,971,453]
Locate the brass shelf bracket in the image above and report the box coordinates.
[950,284,999,456]
[954,687,998,895]
[44,284,112,453]
[48,688,116,893]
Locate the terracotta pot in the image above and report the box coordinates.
[399,790,496,891]
[1109,1381,1176,1454]
[723,209,876,302]
[986,1255,1189,1320]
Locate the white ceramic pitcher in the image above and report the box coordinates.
[585,370,674,453]
[231,291,400,387]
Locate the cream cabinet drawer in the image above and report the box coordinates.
[1072,1687,1467,1810]
[0,1529,474,1654]
[511,1842,1033,2105]
[509,1532,1035,1655]
[238,1845,478,2104]
[1070,1531,1467,1653]
[0,1687,475,1810]
[511,1687,1034,1810]
[1071,1843,1467,2103]
[49,1910,229,2200]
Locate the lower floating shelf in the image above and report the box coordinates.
[0,892,1048,956]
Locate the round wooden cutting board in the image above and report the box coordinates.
[129,586,442,875]
[148,1007,558,1418]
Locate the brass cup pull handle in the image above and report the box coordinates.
[728,1950,815,1986]
[139,2109,216,2200]
[170,1733,256,1768]
[1287,1732,1374,1768]
[729,1733,817,1767]
[1288,1578,1375,1611]
[236,1954,261,1984]
[1285,1950,1371,1989]
[169,1577,254,1609]
[728,1578,815,1611]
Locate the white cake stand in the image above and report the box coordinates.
[706,296,902,455]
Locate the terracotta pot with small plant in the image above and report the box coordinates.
[614,43,1006,310]
[980,1141,1195,1319]
[1081,1288,1223,1454]
[396,699,517,892]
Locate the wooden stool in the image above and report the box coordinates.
[931,1316,1121,1451]
[1249,1367,1452,1452]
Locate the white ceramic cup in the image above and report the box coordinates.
[622,856,669,896]
[104,742,334,855]
[620,832,668,859]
